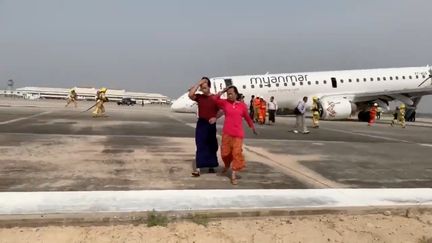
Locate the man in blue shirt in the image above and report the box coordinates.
[293,96,310,134]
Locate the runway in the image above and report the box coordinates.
[0,98,431,192]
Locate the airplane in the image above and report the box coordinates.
[171,65,432,121]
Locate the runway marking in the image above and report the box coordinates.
[323,127,432,148]
[0,132,195,139]
[321,127,412,143]
[167,114,196,128]
[244,146,339,188]
[244,138,347,144]
[168,114,416,145]
[419,144,432,148]
[0,132,367,146]
[0,111,52,125]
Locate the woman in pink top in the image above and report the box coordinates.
[216,86,257,185]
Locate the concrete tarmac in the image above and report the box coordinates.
[0,99,432,191]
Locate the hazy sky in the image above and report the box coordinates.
[1,0,432,111]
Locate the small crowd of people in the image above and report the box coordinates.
[64,87,109,117]
[248,95,278,125]
[368,103,407,128]
[68,77,412,187]
[188,76,414,186]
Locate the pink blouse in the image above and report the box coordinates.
[215,95,255,138]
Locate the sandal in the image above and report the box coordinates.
[230,172,238,185]
[230,177,238,185]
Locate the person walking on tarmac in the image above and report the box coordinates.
[188,77,220,177]
[391,107,399,126]
[93,87,109,117]
[399,104,407,128]
[253,96,261,123]
[267,96,278,125]
[377,106,383,120]
[368,103,378,126]
[249,95,255,120]
[65,89,78,108]
[311,96,320,128]
[258,96,267,125]
[215,86,257,185]
[293,96,309,134]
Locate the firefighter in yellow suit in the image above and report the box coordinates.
[398,103,406,128]
[65,89,78,108]
[312,96,320,128]
[92,87,108,117]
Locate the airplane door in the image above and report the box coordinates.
[224,78,233,87]
[213,79,225,93]
[213,78,233,93]
[331,77,337,88]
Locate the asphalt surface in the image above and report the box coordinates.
[0,99,431,191]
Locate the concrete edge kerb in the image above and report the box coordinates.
[0,188,432,227]
[0,206,431,228]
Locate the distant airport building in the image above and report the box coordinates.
[1,86,171,104]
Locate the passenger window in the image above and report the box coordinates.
[323,80,327,84]
[300,82,303,86]
[416,75,419,79]
[307,81,311,85]
[251,85,255,88]
[402,76,405,79]
[383,77,386,81]
[377,77,380,81]
[276,83,280,87]
[284,83,288,87]
[356,78,360,82]
[409,76,412,79]
[242,85,246,89]
[259,84,263,88]
[349,79,352,83]
[423,75,426,79]
[315,81,319,85]
[370,78,374,81]
[340,79,344,83]
[395,76,399,80]
[390,77,393,80]
[363,78,367,82]
[292,82,296,86]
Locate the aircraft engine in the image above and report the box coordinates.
[319,98,354,120]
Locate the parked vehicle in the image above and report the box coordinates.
[117,98,136,106]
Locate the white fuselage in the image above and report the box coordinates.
[171,66,432,118]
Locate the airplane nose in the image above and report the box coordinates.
[171,92,188,111]
[171,92,197,113]
[171,99,181,111]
